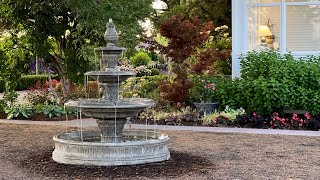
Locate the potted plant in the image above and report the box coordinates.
[189,75,219,116]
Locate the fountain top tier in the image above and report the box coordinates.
[93,19,126,72]
[85,19,136,102]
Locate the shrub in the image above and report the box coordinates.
[150,68,160,76]
[236,113,269,128]
[158,16,214,107]
[216,50,320,115]
[5,105,33,119]
[130,51,152,67]
[121,75,167,100]
[201,106,245,126]
[68,82,99,100]
[135,66,152,77]
[0,100,5,113]
[26,80,58,105]
[306,119,320,131]
[0,74,59,92]
[35,104,66,118]
[188,75,228,103]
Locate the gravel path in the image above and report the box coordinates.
[0,118,319,137]
[0,123,320,179]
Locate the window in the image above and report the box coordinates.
[286,5,320,51]
[247,0,320,53]
[248,6,281,51]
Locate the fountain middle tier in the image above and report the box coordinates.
[65,98,154,120]
[85,71,136,83]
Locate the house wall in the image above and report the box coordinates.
[232,0,320,79]
[232,0,247,79]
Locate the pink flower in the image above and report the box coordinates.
[253,112,257,116]
[304,113,311,120]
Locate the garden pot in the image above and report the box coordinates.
[283,109,308,115]
[194,102,219,116]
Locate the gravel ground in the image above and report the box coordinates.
[0,123,320,180]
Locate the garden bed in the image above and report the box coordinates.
[1,123,319,179]
[0,112,77,121]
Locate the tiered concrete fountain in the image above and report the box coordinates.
[52,19,170,166]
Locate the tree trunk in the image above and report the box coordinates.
[60,75,71,103]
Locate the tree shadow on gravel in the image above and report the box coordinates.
[21,147,214,179]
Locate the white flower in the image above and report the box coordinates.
[215,27,221,32]
[223,33,229,37]
[221,25,228,30]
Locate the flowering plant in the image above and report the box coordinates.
[189,75,217,103]
[270,112,315,130]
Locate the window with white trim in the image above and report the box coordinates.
[248,0,320,53]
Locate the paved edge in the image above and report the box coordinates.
[0,119,319,137]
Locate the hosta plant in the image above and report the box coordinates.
[5,105,33,119]
[36,104,66,118]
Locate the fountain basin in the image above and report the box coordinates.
[52,130,170,166]
[65,99,154,119]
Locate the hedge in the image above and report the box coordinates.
[0,74,59,92]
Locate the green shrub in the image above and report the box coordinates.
[0,100,5,113]
[5,105,33,119]
[121,75,167,100]
[188,75,230,104]
[130,51,152,67]
[35,104,66,118]
[0,74,59,92]
[150,68,160,76]
[216,50,320,115]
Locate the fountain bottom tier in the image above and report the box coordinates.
[52,130,170,166]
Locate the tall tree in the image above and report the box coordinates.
[0,0,152,101]
[159,0,231,27]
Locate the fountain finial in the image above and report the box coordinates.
[104,18,119,46]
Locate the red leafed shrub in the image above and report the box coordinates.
[159,69,193,107]
[160,16,214,64]
[45,79,59,88]
[26,80,57,105]
[191,48,231,75]
[159,16,214,106]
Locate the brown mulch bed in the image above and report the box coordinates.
[0,123,320,179]
[0,113,78,121]
[30,113,78,121]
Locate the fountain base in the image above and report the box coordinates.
[52,130,170,166]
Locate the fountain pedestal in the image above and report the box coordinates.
[96,118,127,143]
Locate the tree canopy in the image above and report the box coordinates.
[0,0,153,99]
[158,0,231,27]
